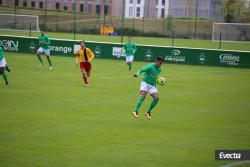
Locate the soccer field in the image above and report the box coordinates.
[1,53,250,167]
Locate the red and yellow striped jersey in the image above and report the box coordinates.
[76,47,94,63]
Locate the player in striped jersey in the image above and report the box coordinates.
[76,41,95,87]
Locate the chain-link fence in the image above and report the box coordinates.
[0,0,249,40]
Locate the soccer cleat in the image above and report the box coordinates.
[38,63,43,67]
[132,112,138,118]
[84,84,89,87]
[144,112,151,120]
[5,81,8,85]
[49,66,53,70]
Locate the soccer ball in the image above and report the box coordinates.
[157,77,166,86]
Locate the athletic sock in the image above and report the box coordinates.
[36,54,43,64]
[128,64,132,71]
[47,57,52,67]
[147,98,159,113]
[134,96,145,112]
[83,76,88,85]
[2,72,8,85]
[5,66,10,72]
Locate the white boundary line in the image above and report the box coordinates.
[0,13,38,18]
[214,23,250,26]
[0,29,39,32]
[212,40,250,44]
[219,161,250,167]
[0,34,249,53]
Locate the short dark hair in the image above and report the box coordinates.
[156,56,164,62]
[40,27,45,32]
[80,41,85,44]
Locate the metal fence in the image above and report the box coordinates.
[0,0,249,40]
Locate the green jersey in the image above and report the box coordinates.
[38,34,50,49]
[136,63,162,86]
[0,47,4,60]
[124,42,136,56]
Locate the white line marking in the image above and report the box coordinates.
[219,161,250,167]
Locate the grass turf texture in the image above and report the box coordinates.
[0,6,215,36]
[0,53,250,167]
[1,29,250,52]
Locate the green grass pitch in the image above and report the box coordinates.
[0,53,250,167]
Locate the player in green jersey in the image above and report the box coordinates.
[36,30,53,70]
[133,56,164,120]
[124,36,137,71]
[0,47,10,85]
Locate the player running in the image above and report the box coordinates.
[124,36,137,71]
[36,29,53,70]
[0,47,10,85]
[132,56,164,120]
[76,41,95,87]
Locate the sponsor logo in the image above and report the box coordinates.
[219,54,240,65]
[94,46,102,57]
[165,50,185,62]
[199,53,206,64]
[50,45,72,54]
[30,41,36,52]
[172,50,181,56]
[112,47,125,58]
[219,54,240,61]
[144,49,153,61]
[0,40,19,51]
[74,44,80,54]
